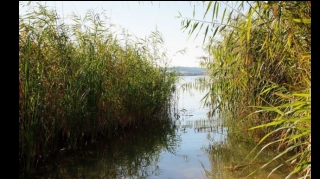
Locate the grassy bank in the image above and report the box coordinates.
[19,3,178,172]
[179,1,310,178]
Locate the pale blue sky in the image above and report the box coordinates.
[19,1,240,67]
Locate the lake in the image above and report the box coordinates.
[22,76,292,179]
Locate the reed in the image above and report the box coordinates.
[178,1,310,178]
[19,3,178,172]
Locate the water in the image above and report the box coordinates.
[22,76,292,179]
[153,76,214,179]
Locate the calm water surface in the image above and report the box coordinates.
[24,76,292,179]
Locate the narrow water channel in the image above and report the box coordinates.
[23,76,292,179]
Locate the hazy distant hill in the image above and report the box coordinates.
[167,66,207,76]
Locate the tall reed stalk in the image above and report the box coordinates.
[19,2,178,172]
[178,1,310,178]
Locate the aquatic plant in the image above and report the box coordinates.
[178,1,310,178]
[19,2,178,172]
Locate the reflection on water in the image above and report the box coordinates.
[22,76,293,179]
[202,129,294,179]
[24,118,181,179]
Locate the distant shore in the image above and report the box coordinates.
[167,66,208,76]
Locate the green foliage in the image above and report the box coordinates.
[178,1,310,178]
[19,3,178,172]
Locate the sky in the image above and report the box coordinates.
[19,2,251,67]
[20,1,213,67]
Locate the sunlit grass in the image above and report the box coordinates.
[179,1,310,178]
[19,2,178,172]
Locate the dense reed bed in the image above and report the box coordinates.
[179,1,310,178]
[19,3,178,172]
